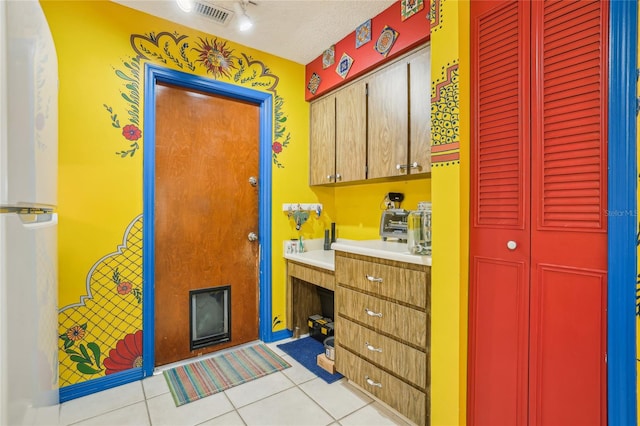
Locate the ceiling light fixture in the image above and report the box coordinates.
[233,0,254,32]
[176,0,194,13]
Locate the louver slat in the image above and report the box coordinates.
[476,2,522,226]
[540,1,605,229]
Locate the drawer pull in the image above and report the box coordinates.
[365,375,383,388]
[365,342,382,353]
[365,274,383,283]
[364,308,383,318]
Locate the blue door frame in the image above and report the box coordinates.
[608,1,638,424]
[141,64,279,377]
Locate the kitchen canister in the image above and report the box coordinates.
[324,336,335,360]
[407,201,431,255]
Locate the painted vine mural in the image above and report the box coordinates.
[62,28,296,386]
[104,31,291,167]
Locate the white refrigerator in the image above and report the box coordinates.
[0,1,59,424]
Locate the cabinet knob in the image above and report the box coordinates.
[365,375,383,388]
[326,174,334,182]
[365,274,383,283]
[410,162,421,169]
[364,308,383,318]
[365,342,383,353]
[507,240,517,250]
[336,173,342,181]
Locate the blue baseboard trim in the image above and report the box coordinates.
[266,329,293,343]
[59,368,144,403]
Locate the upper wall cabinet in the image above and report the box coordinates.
[309,94,336,185]
[310,80,367,185]
[335,80,367,183]
[369,46,431,179]
[309,44,430,186]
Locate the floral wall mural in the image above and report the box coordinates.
[105,31,292,168]
[58,216,143,386]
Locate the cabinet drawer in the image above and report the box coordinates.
[337,318,427,389]
[337,347,427,425]
[337,287,427,347]
[335,255,427,309]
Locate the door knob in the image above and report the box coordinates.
[248,232,258,242]
[507,240,517,250]
[248,176,257,187]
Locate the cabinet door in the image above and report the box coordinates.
[408,47,431,176]
[367,60,409,179]
[335,80,367,182]
[309,94,335,185]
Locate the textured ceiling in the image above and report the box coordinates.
[112,0,395,65]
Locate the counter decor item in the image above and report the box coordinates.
[324,230,331,250]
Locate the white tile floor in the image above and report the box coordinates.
[54,339,413,426]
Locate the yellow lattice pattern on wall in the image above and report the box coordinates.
[58,216,143,387]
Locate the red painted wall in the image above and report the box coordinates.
[304,1,430,101]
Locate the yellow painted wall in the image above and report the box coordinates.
[41,0,316,386]
[429,0,469,424]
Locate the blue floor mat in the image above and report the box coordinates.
[277,336,343,384]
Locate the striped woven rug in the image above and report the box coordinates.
[163,343,291,406]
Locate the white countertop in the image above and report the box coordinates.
[283,238,431,270]
[332,239,431,266]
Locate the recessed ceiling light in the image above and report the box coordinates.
[234,1,253,31]
[176,0,194,13]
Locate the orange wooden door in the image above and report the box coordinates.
[154,82,259,367]
[469,1,608,425]
[469,2,532,425]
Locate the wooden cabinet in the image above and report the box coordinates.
[335,80,367,183]
[369,46,431,179]
[408,47,431,177]
[309,80,367,185]
[309,45,430,185]
[334,251,431,425]
[309,94,335,185]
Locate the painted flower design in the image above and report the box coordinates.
[122,124,142,141]
[66,325,86,342]
[103,330,143,375]
[193,37,237,79]
[272,142,283,154]
[117,281,132,295]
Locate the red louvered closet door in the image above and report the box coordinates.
[469,1,608,425]
[469,2,531,425]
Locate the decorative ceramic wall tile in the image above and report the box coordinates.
[401,0,424,21]
[374,26,399,57]
[336,53,354,79]
[307,72,321,94]
[322,45,335,69]
[355,19,371,48]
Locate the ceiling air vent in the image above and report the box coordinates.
[193,1,234,26]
